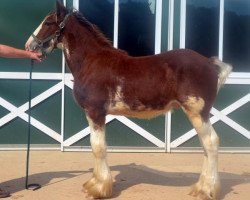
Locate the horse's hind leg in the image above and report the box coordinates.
[83,115,113,199]
[183,97,220,200]
[189,122,220,200]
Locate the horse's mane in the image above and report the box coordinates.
[70,10,113,47]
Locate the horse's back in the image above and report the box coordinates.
[122,48,218,102]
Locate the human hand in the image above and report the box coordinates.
[28,51,43,62]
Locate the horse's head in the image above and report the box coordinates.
[25,1,69,55]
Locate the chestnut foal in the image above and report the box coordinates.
[26,2,232,200]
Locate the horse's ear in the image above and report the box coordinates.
[56,0,67,19]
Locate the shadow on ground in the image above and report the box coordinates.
[0,170,87,194]
[1,163,249,199]
[111,164,250,199]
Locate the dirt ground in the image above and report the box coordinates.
[0,151,249,200]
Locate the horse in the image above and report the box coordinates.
[25,2,232,200]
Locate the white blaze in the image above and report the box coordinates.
[25,17,48,50]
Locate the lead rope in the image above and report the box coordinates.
[25,59,41,191]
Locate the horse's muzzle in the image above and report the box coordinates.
[29,40,41,52]
[27,39,52,57]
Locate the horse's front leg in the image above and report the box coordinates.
[83,115,113,199]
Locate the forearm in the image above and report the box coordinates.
[0,44,32,59]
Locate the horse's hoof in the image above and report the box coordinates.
[83,176,113,199]
[189,181,220,200]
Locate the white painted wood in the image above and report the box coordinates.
[179,0,186,48]
[116,116,165,147]
[166,112,172,152]
[219,0,224,60]
[168,0,174,51]
[73,0,79,10]
[155,0,162,54]
[113,0,119,48]
[0,97,61,142]
[171,94,250,147]
[63,115,115,146]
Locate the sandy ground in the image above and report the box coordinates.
[0,151,249,200]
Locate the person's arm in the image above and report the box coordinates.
[0,44,42,61]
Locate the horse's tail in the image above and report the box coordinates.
[212,57,232,92]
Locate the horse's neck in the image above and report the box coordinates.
[62,21,112,76]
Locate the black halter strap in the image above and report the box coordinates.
[31,12,71,53]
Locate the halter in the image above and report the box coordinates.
[31,12,71,54]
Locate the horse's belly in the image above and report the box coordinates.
[107,100,180,119]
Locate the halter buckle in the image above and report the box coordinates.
[59,22,65,29]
